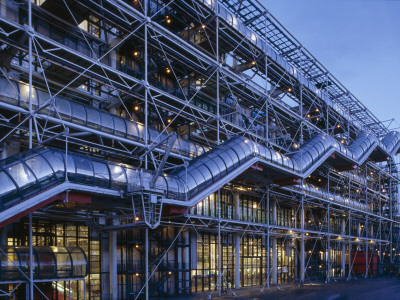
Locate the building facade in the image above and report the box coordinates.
[0,0,399,299]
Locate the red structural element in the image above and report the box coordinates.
[350,251,378,276]
[250,164,263,171]
[335,164,357,171]
[274,177,302,186]
[372,156,389,162]
[162,205,188,217]
[0,192,91,228]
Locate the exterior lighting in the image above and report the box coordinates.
[136,273,140,276]
[201,24,206,29]
[287,87,292,92]
[305,232,309,236]
[336,124,341,128]
[134,105,140,111]
[318,178,322,182]
[135,216,140,221]
[251,61,256,65]
[166,68,171,74]
[167,118,172,123]
[135,244,139,248]
[306,114,311,118]
[315,108,319,112]
[133,51,139,56]
[168,271,172,275]
[166,16,171,24]
[341,140,345,144]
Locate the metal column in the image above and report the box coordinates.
[272,198,277,285]
[300,197,305,283]
[341,218,346,278]
[109,230,118,300]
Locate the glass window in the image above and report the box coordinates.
[50,246,72,278]
[36,89,52,110]
[126,121,139,140]
[109,164,127,189]
[71,102,87,125]
[86,107,101,129]
[24,154,56,188]
[6,162,38,197]
[113,116,127,137]
[68,247,88,277]
[72,155,94,184]
[0,171,20,208]
[36,246,56,279]
[0,247,20,280]
[54,97,72,121]
[92,161,110,187]
[19,83,38,108]
[0,78,18,105]
[100,111,114,133]
[43,150,65,180]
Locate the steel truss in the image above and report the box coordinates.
[0,0,399,299]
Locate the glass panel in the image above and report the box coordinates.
[43,150,65,180]
[86,107,101,129]
[64,153,76,181]
[24,154,56,188]
[6,162,39,197]
[0,247,20,280]
[137,123,146,141]
[0,78,19,105]
[36,246,56,279]
[71,102,86,125]
[15,247,38,278]
[100,111,114,133]
[113,116,127,137]
[109,164,127,189]
[0,171,20,208]
[126,121,139,141]
[19,83,38,107]
[149,128,162,145]
[165,176,180,198]
[125,167,140,190]
[36,89,52,111]
[54,97,72,121]
[50,246,72,278]
[72,155,94,185]
[67,247,87,277]
[92,161,110,187]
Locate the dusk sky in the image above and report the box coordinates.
[263,0,400,130]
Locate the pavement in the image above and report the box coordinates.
[189,276,400,300]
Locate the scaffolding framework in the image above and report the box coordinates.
[0,0,399,299]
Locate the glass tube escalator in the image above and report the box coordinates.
[0,246,87,281]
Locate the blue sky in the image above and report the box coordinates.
[262,0,400,130]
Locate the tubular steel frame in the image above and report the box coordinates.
[0,0,399,299]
